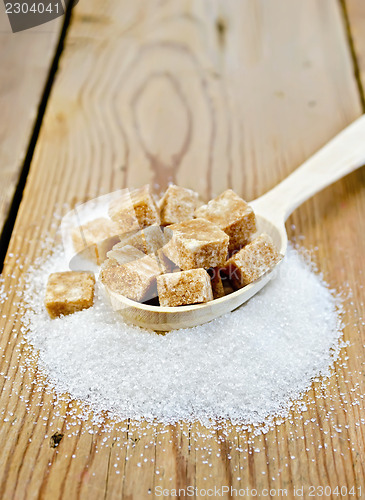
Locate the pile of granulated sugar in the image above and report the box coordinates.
[20,245,344,429]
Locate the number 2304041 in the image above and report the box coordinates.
[5,3,60,14]
[307,485,361,496]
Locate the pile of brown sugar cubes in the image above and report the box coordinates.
[45,185,281,318]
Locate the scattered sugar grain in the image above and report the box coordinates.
[20,244,345,428]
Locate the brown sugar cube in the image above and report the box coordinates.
[222,277,235,295]
[208,268,225,299]
[157,269,213,307]
[107,244,147,265]
[216,267,236,295]
[109,185,160,233]
[156,247,180,274]
[159,184,203,226]
[163,218,229,270]
[224,233,281,288]
[71,218,120,265]
[195,189,257,252]
[117,225,164,255]
[100,253,162,302]
[45,271,95,319]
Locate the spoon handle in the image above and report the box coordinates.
[252,114,365,222]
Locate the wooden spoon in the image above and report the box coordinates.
[104,115,365,331]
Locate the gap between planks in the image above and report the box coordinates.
[340,0,365,110]
[0,0,76,272]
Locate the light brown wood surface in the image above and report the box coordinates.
[0,10,62,235]
[346,0,365,96]
[0,0,365,498]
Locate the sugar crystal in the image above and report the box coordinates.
[21,244,344,427]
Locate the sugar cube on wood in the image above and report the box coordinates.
[45,271,95,319]
[195,189,257,251]
[109,185,160,233]
[224,233,281,288]
[157,269,213,307]
[163,218,229,270]
[100,253,162,302]
[159,184,203,225]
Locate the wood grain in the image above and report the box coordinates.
[345,0,365,97]
[0,0,364,498]
[0,10,62,236]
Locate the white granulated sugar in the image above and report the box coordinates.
[21,245,344,429]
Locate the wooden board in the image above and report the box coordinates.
[0,0,364,498]
[0,10,62,236]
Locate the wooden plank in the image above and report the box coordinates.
[0,10,62,236]
[0,0,364,498]
[345,0,365,99]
